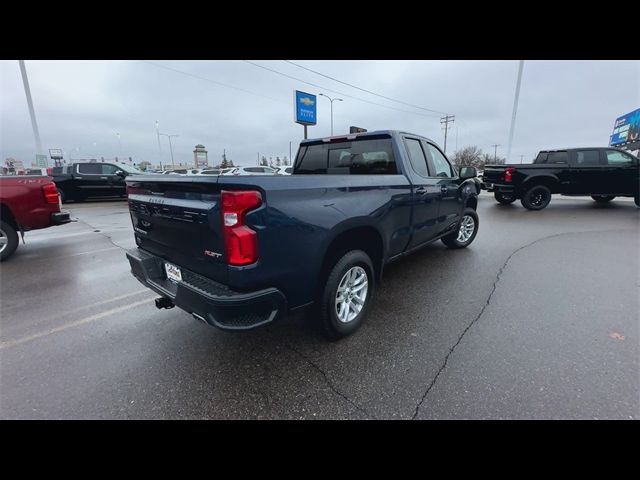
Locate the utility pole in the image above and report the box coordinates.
[491,144,501,162]
[506,60,525,162]
[440,115,455,154]
[19,60,43,155]
[520,155,524,163]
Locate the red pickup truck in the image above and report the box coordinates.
[0,175,71,261]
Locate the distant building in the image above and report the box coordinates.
[194,144,208,168]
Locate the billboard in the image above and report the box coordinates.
[293,90,317,125]
[609,108,640,147]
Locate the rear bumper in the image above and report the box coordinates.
[51,210,71,225]
[126,247,287,330]
[482,181,516,195]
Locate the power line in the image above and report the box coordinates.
[284,60,449,115]
[139,60,288,105]
[242,60,443,119]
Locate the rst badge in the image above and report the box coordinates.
[204,250,222,258]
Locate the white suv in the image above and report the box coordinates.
[222,166,277,176]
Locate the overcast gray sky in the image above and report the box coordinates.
[1,60,638,166]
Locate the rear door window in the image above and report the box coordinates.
[77,163,101,174]
[534,152,548,164]
[404,138,429,178]
[547,152,568,163]
[574,150,600,165]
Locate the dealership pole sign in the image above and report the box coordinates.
[294,90,317,139]
[609,108,640,149]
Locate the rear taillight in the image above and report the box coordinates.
[504,167,515,183]
[221,190,262,266]
[42,182,59,204]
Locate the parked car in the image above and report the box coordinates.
[0,175,71,261]
[274,166,293,175]
[222,166,277,176]
[124,130,479,339]
[482,147,640,209]
[199,169,222,175]
[51,162,143,203]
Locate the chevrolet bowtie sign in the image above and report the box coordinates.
[294,90,317,126]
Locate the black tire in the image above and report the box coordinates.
[319,250,375,340]
[441,208,479,249]
[0,220,19,262]
[57,188,66,203]
[520,185,552,210]
[494,191,516,205]
[591,195,615,203]
[635,194,639,207]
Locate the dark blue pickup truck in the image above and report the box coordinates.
[125,130,480,338]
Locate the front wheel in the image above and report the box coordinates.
[441,208,479,249]
[319,250,375,340]
[591,195,615,203]
[0,220,19,261]
[494,191,516,205]
[521,185,552,210]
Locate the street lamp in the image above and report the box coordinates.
[319,93,343,136]
[159,133,179,168]
[116,132,122,158]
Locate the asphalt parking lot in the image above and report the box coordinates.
[0,194,638,419]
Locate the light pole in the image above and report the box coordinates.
[159,133,179,168]
[18,60,43,156]
[155,120,161,155]
[319,93,343,136]
[116,132,122,158]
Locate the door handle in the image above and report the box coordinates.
[415,187,427,195]
[100,176,108,180]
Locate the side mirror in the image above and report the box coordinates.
[115,170,126,177]
[459,166,477,179]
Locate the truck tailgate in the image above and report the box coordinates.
[482,165,507,184]
[127,176,228,284]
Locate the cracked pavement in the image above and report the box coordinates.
[1,195,638,419]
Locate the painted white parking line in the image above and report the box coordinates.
[0,297,154,350]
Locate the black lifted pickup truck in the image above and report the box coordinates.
[482,147,640,210]
[52,162,142,203]
[125,130,480,339]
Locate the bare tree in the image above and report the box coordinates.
[451,146,483,168]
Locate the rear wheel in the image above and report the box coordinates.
[521,185,552,210]
[591,195,615,203]
[494,191,516,205]
[0,221,19,261]
[441,208,479,249]
[319,250,375,340]
[635,194,639,207]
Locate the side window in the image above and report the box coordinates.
[425,143,453,177]
[547,152,568,164]
[574,150,600,165]
[101,164,119,175]
[244,167,261,173]
[77,163,101,174]
[606,150,634,165]
[404,138,429,177]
